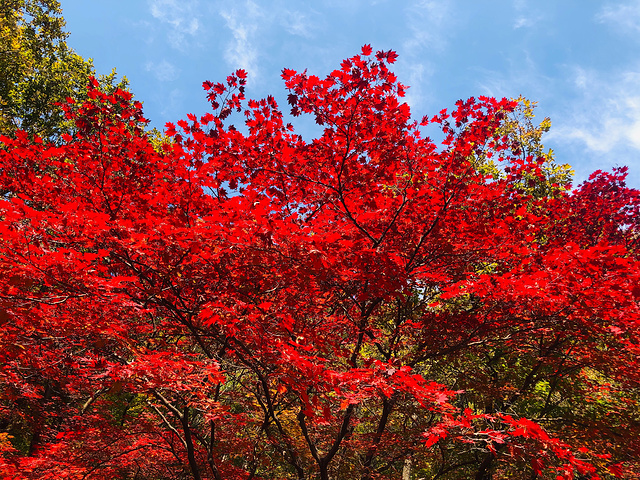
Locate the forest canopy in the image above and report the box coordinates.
[0,9,639,478]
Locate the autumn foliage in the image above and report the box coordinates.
[1,46,639,479]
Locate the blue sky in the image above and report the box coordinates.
[61,0,640,188]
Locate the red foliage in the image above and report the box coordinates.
[1,49,639,479]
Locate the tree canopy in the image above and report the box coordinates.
[0,0,129,140]
[0,46,639,479]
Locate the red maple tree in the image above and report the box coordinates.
[1,46,639,479]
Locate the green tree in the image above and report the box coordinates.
[0,0,127,140]
[472,96,574,198]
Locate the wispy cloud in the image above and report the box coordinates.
[546,66,640,183]
[219,0,263,77]
[280,9,316,38]
[513,15,542,29]
[597,0,640,36]
[145,60,179,82]
[512,0,544,29]
[551,67,640,152]
[147,0,201,49]
[403,0,451,53]
[556,68,640,147]
[399,0,453,111]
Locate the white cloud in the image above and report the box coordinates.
[401,62,433,112]
[597,0,640,35]
[397,0,453,112]
[219,1,263,77]
[281,9,316,38]
[403,0,451,53]
[549,68,640,158]
[145,60,179,82]
[147,0,201,49]
[513,15,542,29]
[512,0,544,29]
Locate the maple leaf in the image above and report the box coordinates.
[281,68,297,80]
[164,122,176,136]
